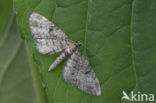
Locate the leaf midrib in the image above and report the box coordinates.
[129,0,137,89]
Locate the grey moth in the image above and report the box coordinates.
[29,13,101,96]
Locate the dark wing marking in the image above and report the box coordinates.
[63,50,101,95]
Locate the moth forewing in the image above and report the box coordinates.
[29,12,101,96]
[29,13,73,55]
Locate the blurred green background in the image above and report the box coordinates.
[0,0,156,103]
[0,0,47,103]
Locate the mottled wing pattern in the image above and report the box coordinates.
[63,50,101,95]
[29,13,74,54]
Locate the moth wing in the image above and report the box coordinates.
[63,50,101,96]
[29,13,74,54]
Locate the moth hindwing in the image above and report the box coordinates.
[29,12,101,96]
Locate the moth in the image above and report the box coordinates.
[29,13,101,96]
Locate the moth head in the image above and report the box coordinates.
[75,41,82,47]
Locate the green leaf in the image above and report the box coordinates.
[0,0,12,35]
[0,2,47,103]
[0,12,37,103]
[13,0,156,103]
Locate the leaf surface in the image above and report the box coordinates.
[0,0,12,35]
[13,0,156,103]
[0,1,48,103]
[0,12,37,103]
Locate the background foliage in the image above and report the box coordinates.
[0,0,47,103]
[0,0,156,103]
[0,0,37,103]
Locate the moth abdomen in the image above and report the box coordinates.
[48,52,67,71]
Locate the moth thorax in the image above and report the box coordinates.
[65,44,78,55]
